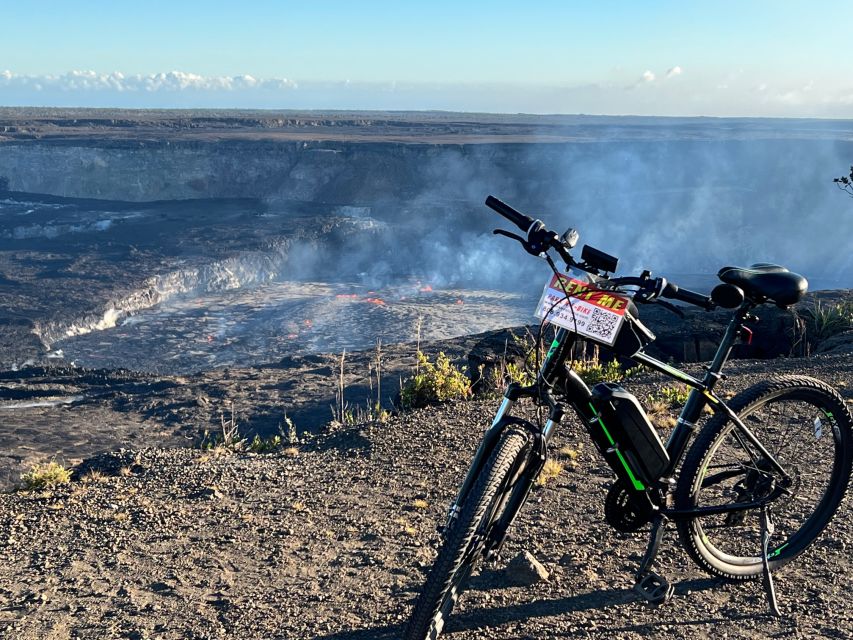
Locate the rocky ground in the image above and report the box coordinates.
[0,352,851,639]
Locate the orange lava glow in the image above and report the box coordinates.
[419,284,433,292]
[365,297,386,306]
[287,333,299,339]
[303,319,313,328]
[455,299,464,305]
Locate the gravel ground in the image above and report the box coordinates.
[0,353,851,639]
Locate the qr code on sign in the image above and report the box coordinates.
[586,308,620,340]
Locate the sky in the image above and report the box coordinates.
[1,1,852,117]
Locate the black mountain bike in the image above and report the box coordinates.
[404,196,853,640]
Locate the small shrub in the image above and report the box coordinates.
[504,361,534,386]
[800,300,853,352]
[201,404,294,453]
[330,400,390,427]
[645,384,690,430]
[80,469,106,484]
[412,499,430,510]
[656,384,691,408]
[201,402,245,451]
[21,461,71,491]
[535,459,564,487]
[284,415,298,445]
[400,351,471,409]
[573,357,624,385]
[247,434,283,453]
[397,517,418,536]
[330,346,391,426]
[558,444,581,470]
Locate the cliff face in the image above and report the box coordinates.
[3,136,850,210]
[3,133,853,291]
[0,140,521,203]
[2,110,852,209]
[0,134,853,219]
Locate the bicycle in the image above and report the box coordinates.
[403,195,853,640]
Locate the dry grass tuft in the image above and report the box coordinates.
[80,469,106,484]
[535,459,564,487]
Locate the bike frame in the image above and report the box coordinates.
[445,296,791,534]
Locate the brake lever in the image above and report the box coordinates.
[493,228,525,243]
[493,229,539,256]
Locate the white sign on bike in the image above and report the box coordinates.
[534,272,629,346]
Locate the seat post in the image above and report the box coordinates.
[703,302,753,391]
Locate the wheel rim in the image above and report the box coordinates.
[691,393,841,571]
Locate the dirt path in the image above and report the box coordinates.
[0,354,851,639]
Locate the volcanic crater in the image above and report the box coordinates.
[0,110,852,639]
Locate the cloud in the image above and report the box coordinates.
[1,69,852,117]
[0,70,298,93]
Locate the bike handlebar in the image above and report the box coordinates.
[485,195,534,232]
[661,282,715,311]
[486,195,716,311]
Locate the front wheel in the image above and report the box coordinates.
[675,375,853,579]
[403,428,533,640]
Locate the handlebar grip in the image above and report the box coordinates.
[662,282,714,310]
[485,195,534,232]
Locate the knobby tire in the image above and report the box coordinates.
[403,428,532,640]
[675,375,853,579]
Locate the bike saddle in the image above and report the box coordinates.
[717,263,808,307]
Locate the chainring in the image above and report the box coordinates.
[604,479,655,533]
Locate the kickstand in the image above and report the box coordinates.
[760,505,782,617]
[633,515,674,605]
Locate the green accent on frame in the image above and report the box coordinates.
[588,402,646,491]
[650,360,698,385]
[768,542,789,558]
[546,338,560,358]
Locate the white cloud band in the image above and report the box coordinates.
[0,70,297,93]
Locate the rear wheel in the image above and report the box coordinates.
[675,375,853,579]
[403,429,533,640]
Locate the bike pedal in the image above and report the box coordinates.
[633,571,674,605]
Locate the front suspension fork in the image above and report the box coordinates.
[442,383,564,536]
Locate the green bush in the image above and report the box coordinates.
[801,300,853,351]
[400,351,472,409]
[573,357,624,385]
[21,461,71,491]
[648,383,691,409]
